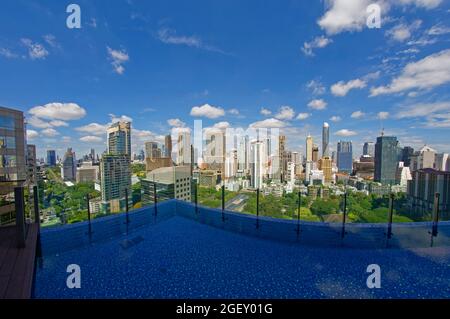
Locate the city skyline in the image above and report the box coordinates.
[1,1,450,158]
[3,1,450,303]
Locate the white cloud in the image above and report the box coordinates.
[398,0,442,9]
[250,118,287,129]
[190,103,225,119]
[167,118,186,128]
[27,116,52,129]
[331,78,367,96]
[330,116,342,122]
[318,0,372,35]
[26,130,38,140]
[157,28,201,47]
[49,120,69,127]
[386,20,422,42]
[308,99,327,110]
[29,102,87,121]
[228,108,240,115]
[396,101,450,119]
[107,47,129,75]
[75,123,108,136]
[395,102,450,127]
[335,129,358,137]
[425,113,450,128]
[351,111,365,119]
[318,0,441,36]
[297,113,311,120]
[377,111,390,119]
[428,24,450,35]
[41,128,59,137]
[204,121,231,134]
[133,129,155,140]
[306,80,326,95]
[0,48,18,59]
[43,34,59,48]
[406,37,437,47]
[21,38,49,60]
[398,48,420,55]
[370,49,450,96]
[275,106,295,120]
[80,136,103,143]
[157,27,225,54]
[302,36,333,56]
[213,121,230,130]
[88,18,97,28]
[109,114,133,123]
[260,108,272,116]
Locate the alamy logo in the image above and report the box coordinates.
[66,264,81,289]
[366,264,381,289]
[66,4,81,29]
[366,4,381,29]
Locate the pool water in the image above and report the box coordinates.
[34,215,450,299]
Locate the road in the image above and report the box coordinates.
[224,194,249,212]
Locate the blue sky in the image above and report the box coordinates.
[1,0,450,159]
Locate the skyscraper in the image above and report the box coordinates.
[26,144,37,186]
[401,146,414,167]
[145,141,161,159]
[141,166,192,205]
[225,149,238,179]
[238,135,249,173]
[90,148,96,161]
[322,122,330,158]
[435,153,450,171]
[46,150,56,167]
[312,145,319,163]
[318,157,333,184]
[107,122,131,156]
[337,141,353,174]
[61,148,76,181]
[100,154,132,212]
[250,140,264,189]
[280,135,287,182]
[204,128,226,173]
[374,135,401,185]
[363,142,375,157]
[0,106,27,225]
[410,146,436,171]
[164,135,172,158]
[177,131,191,166]
[408,169,450,219]
[101,121,132,212]
[306,135,313,162]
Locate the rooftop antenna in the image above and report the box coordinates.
[380,116,385,137]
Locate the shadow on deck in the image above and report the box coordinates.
[0,224,39,299]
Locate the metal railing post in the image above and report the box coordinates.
[153,183,158,216]
[195,182,198,214]
[297,191,301,236]
[387,193,394,240]
[256,188,260,229]
[15,187,26,248]
[221,184,225,222]
[33,186,40,231]
[432,192,440,237]
[86,194,92,236]
[341,191,347,239]
[125,188,129,225]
